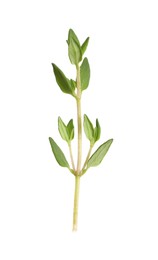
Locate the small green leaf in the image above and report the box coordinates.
[70,79,76,91]
[58,117,69,142]
[67,119,74,141]
[87,139,113,168]
[68,38,82,65]
[94,119,101,142]
[83,114,94,142]
[52,63,73,95]
[49,137,70,168]
[81,37,89,55]
[80,58,90,91]
[67,29,80,46]
[67,29,82,65]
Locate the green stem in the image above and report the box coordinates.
[73,175,80,231]
[76,65,82,173]
[69,142,75,171]
[82,144,93,172]
[72,64,82,231]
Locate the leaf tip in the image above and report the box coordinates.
[84,114,88,121]
[52,63,56,71]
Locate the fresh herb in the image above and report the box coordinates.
[49,29,113,231]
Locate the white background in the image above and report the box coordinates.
[0,0,158,259]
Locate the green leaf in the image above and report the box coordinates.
[67,119,74,141]
[68,38,82,65]
[87,139,113,168]
[58,117,69,142]
[49,137,70,168]
[52,63,73,95]
[67,29,82,65]
[80,58,90,91]
[67,29,80,46]
[94,119,101,142]
[81,37,89,55]
[70,79,76,91]
[83,114,94,142]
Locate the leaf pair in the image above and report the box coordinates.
[83,115,113,171]
[67,29,89,65]
[52,59,90,95]
[49,137,113,171]
[52,29,90,96]
[83,115,101,145]
[48,117,74,171]
[58,117,74,144]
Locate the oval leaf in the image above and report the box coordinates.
[87,139,113,168]
[52,63,73,95]
[81,37,89,55]
[67,119,74,141]
[80,58,90,91]
[70,79,76,91]
[68,29,80,46]
[94,119,101,142]
[83,114,94,142]
[49,137,70,168]
[68,38,82,65]
[58,117,69,142]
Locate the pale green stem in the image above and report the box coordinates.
[76,66,82,173]
[81,144,93,172]
[68,142,75,171]
[73,175,80,231]
[72,64,82,231]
